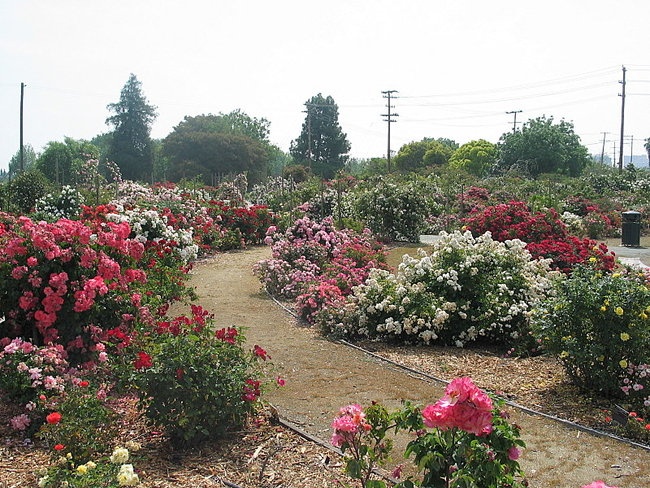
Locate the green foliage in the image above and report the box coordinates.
[283,163,310,183]
[496,115,591,177]
[162,114,270,186]
[394,138,457,172]
[347,157,387,177]
[532,265,650,405]
[33,185,85,221]
[7,169,51,213]
[106,73,158,181]
[35,138,99,185]
[38,383,116,463]
[448,139,497,177]
[290,93,351,179]
[350,178,429,241]
[131,309,265,448]
[8,143,38,177]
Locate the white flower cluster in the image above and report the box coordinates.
[560,211,586,236]
[106,208,198,263]
[332,231,556,348]
[34,185,84,221]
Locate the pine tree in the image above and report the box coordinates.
[290,94,350,179]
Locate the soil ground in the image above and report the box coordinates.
[182,245,650,488]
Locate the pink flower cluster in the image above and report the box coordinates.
[331,403,372,448]
[422,377,494,436]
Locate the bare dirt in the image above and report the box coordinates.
[182,245,650,488]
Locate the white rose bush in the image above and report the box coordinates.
[319,231,557,350]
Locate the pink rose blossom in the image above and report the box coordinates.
[422,377,493,436]
[581,482,619,488]
[10,414,31,431]
[507,446,521,460]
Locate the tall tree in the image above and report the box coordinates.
[7,144,38,177]
[162,113,269,185]
[106,74,157,181]
[448,139,497,177]
[290,94,350,179]
[394,138,457,172]
[35,138,99,185]
[496,115,590,177]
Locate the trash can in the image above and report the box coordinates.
[621,211,641,247]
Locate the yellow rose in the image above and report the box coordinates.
[589,257,597,263]
[597,355,605,362]
[619,359,628,368]
[620,332,630,341]
[600,306,607,312]
[76,465,88,475]
[614,307,624,316]
[560,351,569,358]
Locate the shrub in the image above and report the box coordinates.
[0,216,147,362]
[463,200,567,242]
[254,216,386,300]
[332,377,527,488]
[532,265,650,412]
[37,381,115,463]
[320,231,556,351]
[464,201,616,272]
[131,306,268,447]
[34,185,85,221]
[351,180,429,242]
[8,169,51,213]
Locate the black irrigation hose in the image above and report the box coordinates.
[265,289,650,453]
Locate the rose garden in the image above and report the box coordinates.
[0,164,649,487]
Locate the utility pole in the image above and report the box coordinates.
[629,135,634,164]
[612,141,617,168]
[600,132,608,165]
[303,103,313,171]
[20,82,25,173]
[506,110,522,133]
[618,65,626,173]
[381,90,398,173]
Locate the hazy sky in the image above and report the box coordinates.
[1,0,649,171]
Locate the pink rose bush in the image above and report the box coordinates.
[0,184,277,464]
[331,377,527,488]
[255,216,388,317]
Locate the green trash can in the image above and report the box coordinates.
[621,211,641,247]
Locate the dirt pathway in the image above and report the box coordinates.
[183,247,650,488]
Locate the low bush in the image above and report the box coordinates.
[532,265,650,415]
[319,231,556,351]
[130,306,268,447]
